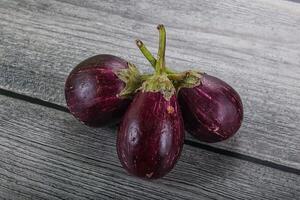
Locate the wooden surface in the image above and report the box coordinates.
[0,0,300,199]
[1,94,299,199]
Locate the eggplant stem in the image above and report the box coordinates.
[136,39,175,74]
[156,24,166,75]
[136,40,157,68]
[167,71,190,81]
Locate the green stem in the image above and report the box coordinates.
[167,71,190,81]
[165,67,176,74]
[136,39,175,74]
[155,24,166,75]
[136,40,157,68]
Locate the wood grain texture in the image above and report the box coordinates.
[0,94,299,200]
[0,0,300,170]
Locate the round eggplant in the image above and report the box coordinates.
[65,54,141,127]
[178,73,243,143]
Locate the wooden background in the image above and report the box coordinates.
[0,0,300,199]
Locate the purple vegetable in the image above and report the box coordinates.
[117,90,184,179]
[178,73,243,143]
[65,54,140,127]
[117,25,184,179]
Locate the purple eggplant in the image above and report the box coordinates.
[178,73,243,143]
[117,25,184,179]
[117,89,184,179]
[65,54,141,127]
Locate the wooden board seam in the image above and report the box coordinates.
[1,87,299,176]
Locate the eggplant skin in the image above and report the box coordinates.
[65,54,130,127]
[178,74,243,143]
[117,92,185,179]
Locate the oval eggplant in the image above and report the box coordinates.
[117,91,184,179]
[178,74,243,143]
[65,54,140,127]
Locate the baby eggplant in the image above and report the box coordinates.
[117,25,184,179]
[65,54,141,127]
[178,73,243,143]
[117,76,184,179]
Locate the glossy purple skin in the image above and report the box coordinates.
[117,92,184,179]
[65,54,131,127]
[178,74,243,143]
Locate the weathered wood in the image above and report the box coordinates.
[0,0,300,170]
[0,94,299,200]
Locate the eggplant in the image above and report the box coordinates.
[178,73,243,143]
[65,54,141,127]
[117,89,184,179]
[117,25,185,179]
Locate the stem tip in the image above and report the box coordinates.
[157,24,164,30]
[136,39,143,47]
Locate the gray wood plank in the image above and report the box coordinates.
[0,94,299,200]
[0,185,33,200]
[0,0,300,169]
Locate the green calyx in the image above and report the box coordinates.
[141,74,175,100]
[116,62,142,98]
[171,70,203,90]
